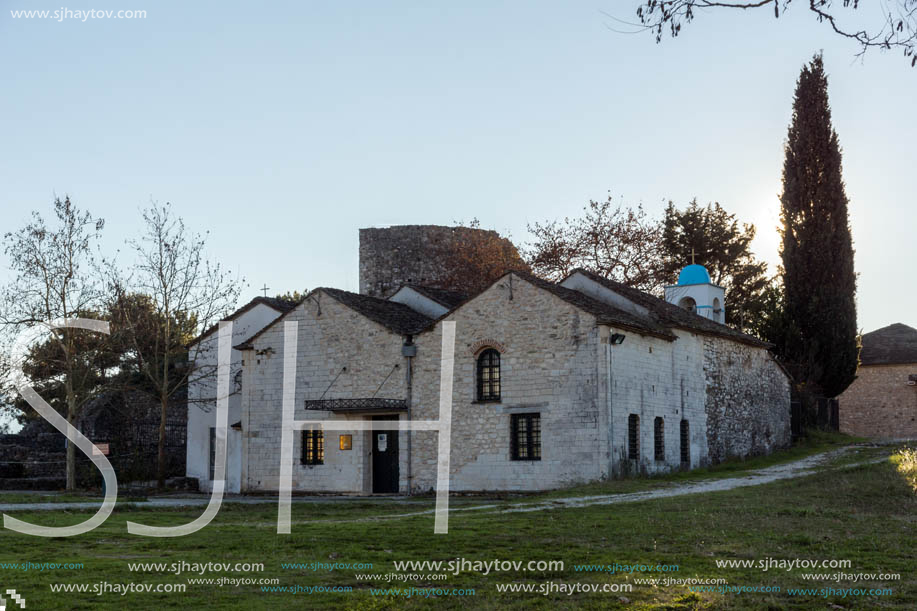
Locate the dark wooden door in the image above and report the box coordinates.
[372,415,399,493]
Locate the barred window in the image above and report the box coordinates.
[476,348,501,402]
[300,429,324,465]
[654,417,665,461]
[510,413,541,461]
[680,419,690,465]
[628,414,639,460]
[209,427,216,480]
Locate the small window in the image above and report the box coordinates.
[680,419,690,465]
[510,413,541,461]
[654,417,665,461]
[209,427,216,480]
[477,348,501,402]
[300,429,324,465]
[627,414,639,460]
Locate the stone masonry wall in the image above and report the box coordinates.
[358,225,522,298]
[241,294,408,492]
[703,337,791,462]
[838,363,917,438]
[410,276,605,492]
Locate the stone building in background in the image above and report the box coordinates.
[839,323,917,439]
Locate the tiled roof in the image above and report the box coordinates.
[565,269,770,347]
[321,288,433,335]
[401,285,468,309]
[860,323,917,366]
[517,272,676,340]
[189,296,298,346]
[234,288,432,350]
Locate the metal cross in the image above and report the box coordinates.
[260,284,270,297]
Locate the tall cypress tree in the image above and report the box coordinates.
[779,54,858,398]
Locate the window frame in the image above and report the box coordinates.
[300,429,324,466]
[510,412,541,461]
[654,417,665,462]
[476,348,502,403]
[208,427,216,480]
[627,414,639,460]
[680,419,690,465]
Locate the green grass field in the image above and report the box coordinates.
[0,435,914,610]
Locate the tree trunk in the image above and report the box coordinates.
[66,402,77,491]
[157,393,167,488]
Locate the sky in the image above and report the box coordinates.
[1,0,914,336]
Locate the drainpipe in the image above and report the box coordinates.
[602,326,615,478]
[402,335,417,495]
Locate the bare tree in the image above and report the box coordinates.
[436,220,530,296]
[110,203,242,488]
[525,196,666,292]
[628,0,917,66]
[0,197,107,490]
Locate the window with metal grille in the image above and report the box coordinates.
[300,429,324,465]
[654,417,665,461]
[680,419,690,464]
[627,414,639,460]
[209,427,216,480]
[510,413,541,461]
[476,348,501,402]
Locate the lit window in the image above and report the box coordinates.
[510,413,541,461]
[301,429,324,465]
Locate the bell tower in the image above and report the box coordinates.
[664,263,726,324]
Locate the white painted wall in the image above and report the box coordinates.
[388,286,449,318]
[186,303,286,493]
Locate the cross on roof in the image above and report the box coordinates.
[260,284,270,297]
[691,248,696,265]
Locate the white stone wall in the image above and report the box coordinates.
[240,294,408,493]
[409,277,606,492]
[605,328,709,475]
[186,303,285,493]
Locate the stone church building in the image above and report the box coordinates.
[186,225,791,493]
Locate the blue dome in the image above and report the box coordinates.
[678,264,711,285]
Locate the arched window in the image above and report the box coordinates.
[678,296,697,313]
[712,297,722,323]
[627,414,639,460]
[476,348,501,402]
[654,417,665,461]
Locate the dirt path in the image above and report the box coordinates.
[0,447,884,519]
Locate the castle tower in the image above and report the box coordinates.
[664,264,726,324]
[358,224,524,298]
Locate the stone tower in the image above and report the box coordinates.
[359,224,524,298]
